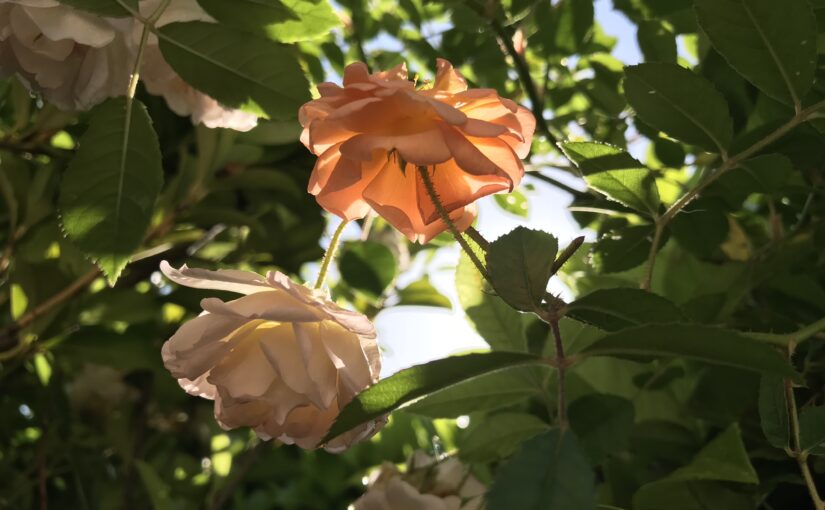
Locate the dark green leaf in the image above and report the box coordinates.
[569,394,635,463]
[624,63,733,153]
[197,0,341,43]
[539,0,595,55]
[58,98,162,285]
[711,154,795,204]
[581,324,801,380]
[799,405,825,452]
[405,364,550,418]
[637,20,677,63]
[758,375,790,449]
[460,413,551,463]
[591,225,654,273]
[560,142,660,214]
[567,288,683,331]
[486,227,558,311]
[487,429,597,510]
[339,241,397,299]
[57,0,135,16]
[669,198,729,257]
[456,251,526,351]
[158,22,310,120]
[323,352,544,443]
[695,0,817,106]
[396,277,452,309]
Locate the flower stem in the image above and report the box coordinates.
[314,219,349,289]
[417,166,489,279]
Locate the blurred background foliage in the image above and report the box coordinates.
[1,0,825,508]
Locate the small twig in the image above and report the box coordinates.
[464,226,490,251]
[529,171,590,199]
[551,236,585,274]
[549,318,568,429]
[417,166,489,280]
[641,98,825,290]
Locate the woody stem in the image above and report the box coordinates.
[417,166,489,279]
[314,219,349,289]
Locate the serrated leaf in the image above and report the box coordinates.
[322,352,544,443]
[695,0,817,106]
[339,241,397,299]
[456,250,527,351]
[569,394,635,463]
[396,277,452,309]
[799,405,825,453]
[197,0,341,43]
[57,0,135,16]
[486,227,558,312]
[158,22,310,120]
[581,324,801,381]
[405,364,550,418]
[561,142,660,215]
[460,413,551,463]
[758,375,790,449]
[487,429,597,510]
[624,63,733,153]
[567,288,683,331]
[59,98,162,285]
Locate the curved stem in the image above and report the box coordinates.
[314,219,349,289]
[417,166,489,279]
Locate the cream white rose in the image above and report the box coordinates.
[354,452,486,510]
[0,0,131,111]
[159,261,383,453]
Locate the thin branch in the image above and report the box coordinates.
[314,219,349,289]
[641,98,825,290]
[464,226,490,251]
[549,319,568,429]
[528,172,590,199]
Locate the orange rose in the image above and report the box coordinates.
[299,59,535,243]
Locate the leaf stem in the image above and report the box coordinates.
[417,166,489,280]
[464,226,490,251]
[314,219,349,289]
[641,98,825,290]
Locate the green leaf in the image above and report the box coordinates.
[339,240,397,299]
[486,227,558,312]
[158,22,310,120]
[669,198,729,258]
[396,277,452,309]
[567,288,683,331]
[637,20,677,63]
[135,460,174,510]
[799,405,825,453]
[624,64,733,153]
[633,425,758,510]
[711,154,795,203]
[494,189,529,217]
[591,225,655,274]
[560,142,660,215]
[758,375,790,449]
[322,352,544,443]
[538,0,595,55]
[456,251,526,351]
[405,364,551,418]
[487,429,598,510]
[569,394,635,463]
[580,324,801,381]
[57,0,135,16]
[695,0,817,106]
[58,98,162,285]
[197,0,341,43]
[460,413,551,463]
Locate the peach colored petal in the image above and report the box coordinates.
[431,58,468,94]
[343,61,370,85]
[160,261,271,295]
[340,131,452,165]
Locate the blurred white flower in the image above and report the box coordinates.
[354,452,486,510]
[0,0,131,111]
[0,0,258,130]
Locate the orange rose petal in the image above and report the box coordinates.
[432,58,468,94]
[343,62,370,85]
[339,131,452,165]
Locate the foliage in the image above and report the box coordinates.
[2,0,825,508]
